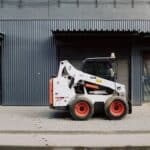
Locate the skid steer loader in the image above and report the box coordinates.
[49,53,132,120]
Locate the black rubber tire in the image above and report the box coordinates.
[69,99,94,121]
[128,100,132,114]
[105,98,128,120]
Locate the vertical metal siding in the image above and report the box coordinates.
[131,47,143,105]
[0,20,57,105]
[0,19,150,105]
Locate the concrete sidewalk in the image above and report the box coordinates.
[0,103,150,148]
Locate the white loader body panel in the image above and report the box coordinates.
[52,60,126,107]
[53,77,76,107]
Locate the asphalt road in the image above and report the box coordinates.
[0,103,150,148]
[0,104,149,133]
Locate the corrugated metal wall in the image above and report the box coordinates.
[0,20,57,105]
[0,19,149,105]
[131,47,143,105]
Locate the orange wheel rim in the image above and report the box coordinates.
[75,101,90,117]
[110,100,125,117]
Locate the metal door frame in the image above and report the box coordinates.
[0,34,4,105]
[0,42,2,105]
[139,42,150,103]
[142,50,150,102]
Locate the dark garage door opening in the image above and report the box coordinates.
[53,31,138,99]
[0,33,4,105]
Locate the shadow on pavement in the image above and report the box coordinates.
[49,110,71,120]
[48,109,107,120]
[1,146,150,150]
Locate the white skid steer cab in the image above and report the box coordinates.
[49,53,132,120]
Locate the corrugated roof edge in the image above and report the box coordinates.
[50,19,150,33]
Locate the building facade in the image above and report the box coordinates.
[0,0,150,105]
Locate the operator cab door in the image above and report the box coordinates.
[82,59,115,81]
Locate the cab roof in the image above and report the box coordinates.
[83,57,115,63]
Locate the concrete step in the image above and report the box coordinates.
[0,133,150,149]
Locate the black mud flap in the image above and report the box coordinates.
[128,100,132,114]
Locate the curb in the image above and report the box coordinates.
[0,130,150,135]
[1,146,150,150]
[0,133,150,148]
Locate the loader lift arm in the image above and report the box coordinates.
[57,60,126,97]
